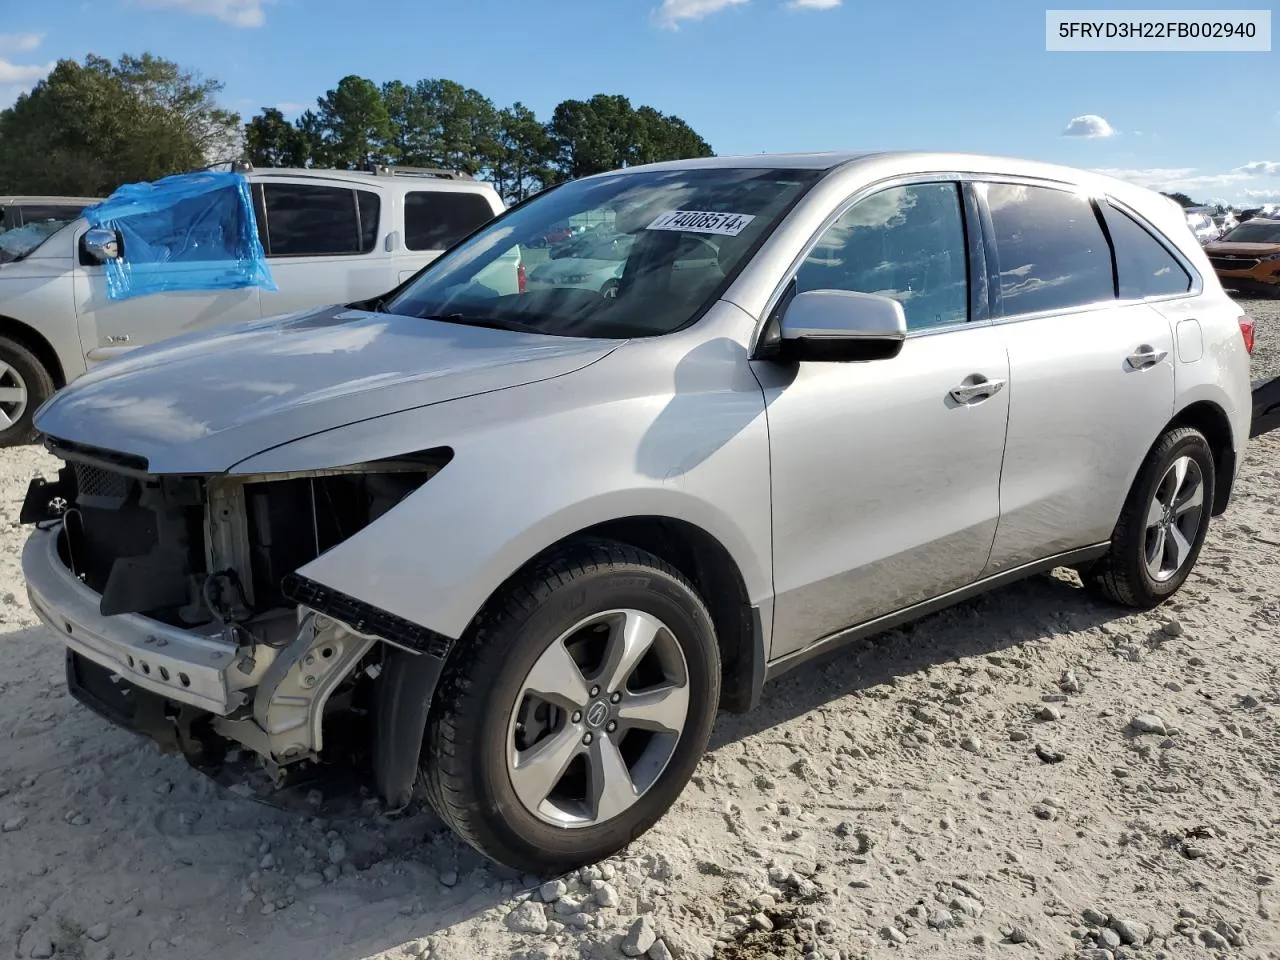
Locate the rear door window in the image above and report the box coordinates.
[985,183,1114,316]
[1100,203,1192,298]
[261,183,380,257]
[404,191,496,251]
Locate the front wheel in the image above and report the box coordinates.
[0,336,55,447]
[421,540,720,873]
[1090,426,1215,608]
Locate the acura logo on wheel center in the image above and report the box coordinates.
[585,700,610,729]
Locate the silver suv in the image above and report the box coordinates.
[20,151,1254,872]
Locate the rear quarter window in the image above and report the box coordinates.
[1100,202,1192,298]
[404,191,496,251]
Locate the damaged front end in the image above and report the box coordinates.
[21,437,454,806]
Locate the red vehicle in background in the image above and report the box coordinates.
[529,222,576,248]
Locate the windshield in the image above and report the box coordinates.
[1220,220,1280,244]
[0,220,70,264]
[385,167,821,338]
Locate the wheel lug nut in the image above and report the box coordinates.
[571,711,582,723]
[582,732,593,746]
[590,685,600,697]
[610,692,621,704]
[606,721,617,733]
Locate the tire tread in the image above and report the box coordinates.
[0,335,56,447]
[1092,426,1214,608]
[420,538,712,867]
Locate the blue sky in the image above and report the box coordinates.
[1,0,1277,204]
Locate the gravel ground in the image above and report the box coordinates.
[0,298,1277,960]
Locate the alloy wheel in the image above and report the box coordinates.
[505,608,690,828]
[1144,455,1205,582]
[0,360,28,430]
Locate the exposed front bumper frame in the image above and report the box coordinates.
[22,527,245,716]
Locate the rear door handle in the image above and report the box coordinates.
[950,375,1007,404]
[1126,345,1168,370]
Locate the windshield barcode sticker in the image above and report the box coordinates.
[646,210,756,237]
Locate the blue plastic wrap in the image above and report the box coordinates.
[82,171,276,301]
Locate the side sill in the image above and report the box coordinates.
[764,543,1111,683]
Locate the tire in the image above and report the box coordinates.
[1090,426,1215,608]
[422,539,720,873]
[0,336,55,447]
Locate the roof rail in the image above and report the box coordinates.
[368,163,474,181]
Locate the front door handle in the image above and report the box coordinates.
[950,375,1007,404]
[1126,345,1168,370]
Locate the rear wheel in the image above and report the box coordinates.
[421,540,720,872]
[1090,426,1215,608]
[0,336,55,447]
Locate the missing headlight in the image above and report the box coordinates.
[240,451,452,612]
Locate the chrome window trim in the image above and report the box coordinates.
[973,177,1203,325]
[986,295,1130,328]
[751,172,986,355]
[750,169,1207,355]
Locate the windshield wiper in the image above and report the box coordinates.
[424,313,546,335]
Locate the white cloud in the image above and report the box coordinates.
[0,32,44,53]
[1061,114,1117,139]
[1093,162,1280,205]
[1092,167,1194,189]
[275,101,306,114]
[0,50,55,106]
[139,0,267,27]
[1241,188,1280,202]
[1236,160,1280,177]
[655,0,839,27]
[655,0,748,28]
[0,59,54,85]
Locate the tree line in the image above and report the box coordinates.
[0,54,715,203]
[245,76,713,201]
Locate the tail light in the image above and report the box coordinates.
[517,260,527,294]
[1239,314,1255,354]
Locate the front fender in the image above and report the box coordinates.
[231,318,774,641]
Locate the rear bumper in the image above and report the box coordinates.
[1253,377,1280,439]
[22,527,241,715]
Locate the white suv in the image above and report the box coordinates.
[0,165,510,445]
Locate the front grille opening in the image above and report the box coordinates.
[73,463,130,500]
[60,468,209,627]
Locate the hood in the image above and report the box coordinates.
[35,304,621,474]
[1205,241,1280,256]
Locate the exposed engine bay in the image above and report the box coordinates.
[21,438,453,803]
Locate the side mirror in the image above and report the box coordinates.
[81,227,122,265]
[772,289,907,363]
